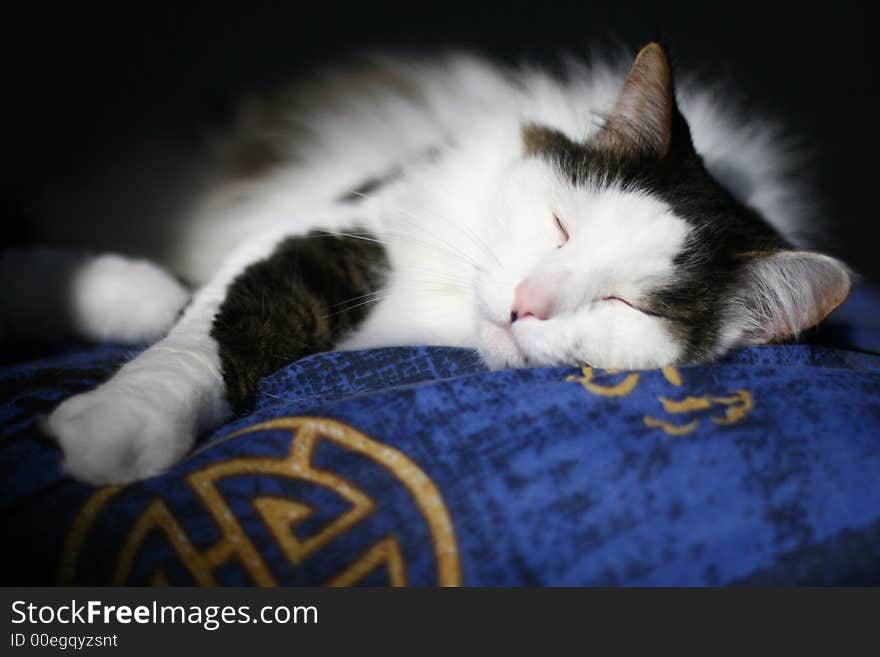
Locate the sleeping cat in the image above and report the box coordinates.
[3,42,852,485]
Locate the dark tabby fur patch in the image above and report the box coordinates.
[211,230,389,411]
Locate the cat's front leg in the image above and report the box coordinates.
[45,334,228,485]
[42,228,288,485]
[45,224,389,485]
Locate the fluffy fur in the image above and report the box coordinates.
[4,43,852,484]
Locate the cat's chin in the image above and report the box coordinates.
[477,321,530,370]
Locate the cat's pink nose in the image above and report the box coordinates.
[511,278,557,323]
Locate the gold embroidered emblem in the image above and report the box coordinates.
[567,365,753,436]
[58,417,461,586]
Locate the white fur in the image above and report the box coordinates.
[0,250,189,344]
[70,255,190,344]
[464,160,691,369]
[34,50,827,484]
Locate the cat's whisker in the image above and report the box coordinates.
[320,218,478,271]
[311,230,393,248]
[327,276,470,319]
[345,196,484,270]
[312,228,480,277]
[393,266,474,288]
[329,289,390,309]
[320,192,480,270]
[383,218,483,271]
[379,225,482,271]
[417,184,506,269]
[346,190,498,269]
[390,206,495,266]
[321,294,394,319]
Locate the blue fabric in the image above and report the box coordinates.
[2,286,880,586]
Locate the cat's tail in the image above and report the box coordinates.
[0,249,190,345]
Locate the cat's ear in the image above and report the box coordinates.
[593,42,677,159]
[729,251,853,345]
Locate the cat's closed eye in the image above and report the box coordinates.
[599,296,663,318]
[553,213,569,247]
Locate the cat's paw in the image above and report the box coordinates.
[71,254,190,344]
[44,382,196,486]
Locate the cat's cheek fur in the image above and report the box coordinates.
[509,307,683,370]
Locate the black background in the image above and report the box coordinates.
[3,2,877,278]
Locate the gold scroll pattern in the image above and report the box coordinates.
[567,366,753,436]
[58,417,461,586]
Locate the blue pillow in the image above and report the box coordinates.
[2,285,879,585]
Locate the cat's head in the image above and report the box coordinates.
[475,42,852,369]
